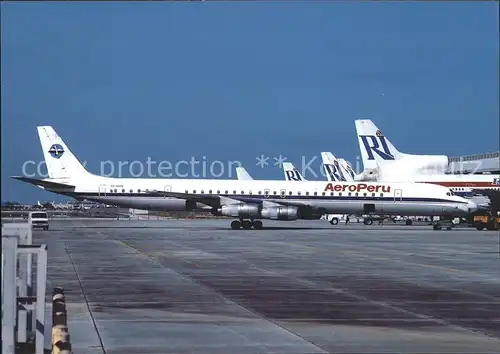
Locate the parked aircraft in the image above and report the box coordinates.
[13,126,477,229]
[355,119,449,181]
[354,120,500,201]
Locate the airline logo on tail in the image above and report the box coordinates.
[359,130,395,161]
[285,169,303,181]
[48,144,65,159]
[342,161,356,179]
[324,161,346,181]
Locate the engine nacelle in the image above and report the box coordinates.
[219,203,260,218]
[261,206,299,220]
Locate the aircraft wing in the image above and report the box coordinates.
[152,190,235,208]
[152,190,319,209]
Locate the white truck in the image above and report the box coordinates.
[28,211,49,230]
[326,214,345,225]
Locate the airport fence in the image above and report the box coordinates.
[1,223,47,354]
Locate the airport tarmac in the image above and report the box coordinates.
[35,219,500,354]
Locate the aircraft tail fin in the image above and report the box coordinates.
[283,162,307,181]
[37,126,91,179]
[235,166,254,181]
[338,158,356,181]
[321,152,354,182]
[355,119,403,170]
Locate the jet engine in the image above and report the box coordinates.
[218,203,322,221]
[260,206,299,220]
[219,203,260,218]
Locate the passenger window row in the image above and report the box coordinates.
[104,188,388,198]
[104,189,397,197]
[184,190,385,197]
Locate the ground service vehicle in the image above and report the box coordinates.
[472,214,500,231]
[28,211,49,230]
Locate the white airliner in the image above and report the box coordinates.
[354,119,500,199]
[283,162,307,181]
[12,126,477,229]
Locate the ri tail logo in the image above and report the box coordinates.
[324,161,346,181]
[343,163,355,179]
[360,130,395,160]
[285,169,303,181]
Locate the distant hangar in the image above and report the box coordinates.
[449,151,500,174]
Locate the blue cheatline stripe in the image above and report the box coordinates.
[66,192,467,204]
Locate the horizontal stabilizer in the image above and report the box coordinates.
[236,167,254,181]
[11,176,75,190]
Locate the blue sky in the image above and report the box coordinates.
[2,2,498,203]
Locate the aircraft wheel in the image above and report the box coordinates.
[405,219,413,226]
[252,220,263,229]
[433,223,442,231]
[329,218,339,225]
[230,220,241,230]
[363,219,373,225]
[241,220,252,229]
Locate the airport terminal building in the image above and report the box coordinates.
[449,151,500,174]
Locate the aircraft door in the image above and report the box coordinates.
[163,185,172,198]
[394,189,402,202]
[465,183,474,196]
[98,184,107,196]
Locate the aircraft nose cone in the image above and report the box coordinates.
[467,200,478,213]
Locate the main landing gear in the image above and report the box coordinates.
[230,219,263,230]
